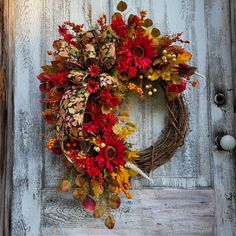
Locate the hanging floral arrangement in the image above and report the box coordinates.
[37,1,199,229]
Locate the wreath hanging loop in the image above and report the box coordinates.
[37,1,199,229]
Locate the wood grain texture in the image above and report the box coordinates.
[0,0,14,235]
[205,0,236,235]
[41,188,215,236]
[11,0,43,235]
[230,0,236,135]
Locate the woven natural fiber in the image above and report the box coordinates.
[136,85,189,173]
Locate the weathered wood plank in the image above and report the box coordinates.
[230,0,236,135]
[0,0,14,235]
[205,0,236,235]
[11,0,43,235]
[41,188,215,236]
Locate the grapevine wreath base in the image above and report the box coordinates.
[37,1,199,229]
[137,87,189,173]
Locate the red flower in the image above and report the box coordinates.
[88,65,100,78]
[52,146,63,155]
[111,16,128,38]
[87,80,99,93]
[128,15,140,28]
[128,67,137,78]
[44,115,53,124]
[100,89,121,108]
[39,82,52,93]
[64,34,76,45]
[72,24,84,32]
[96,135,126,173]
[58,24,68,36]
[126,32,157,69]
[48,72,69,87]
[167,81,187,93]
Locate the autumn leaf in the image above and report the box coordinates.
[60,179,71,192]
[118,110,129,122]
[176,51,192,64]
[109,195,121,209]
[105,215,115,229]
[91,180,104,199]
[127,150,139,162]
[75,176,86,187]
[167,92,179,101]
[93,205,105,218]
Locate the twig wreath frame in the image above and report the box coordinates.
[37,1,200,229]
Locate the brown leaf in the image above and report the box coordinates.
[143,18,153,27]
[105,215,115,229]
[117,1,127,12]
[109,195,121,209]
[75,176,86,187]
[151,28,161,37]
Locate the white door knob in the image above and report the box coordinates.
[220,135,236,151]
[215,134,236,151]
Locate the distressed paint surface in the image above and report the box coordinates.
[41,189,215,236]
[11,0,236,235]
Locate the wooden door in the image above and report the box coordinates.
[1,0,235,235]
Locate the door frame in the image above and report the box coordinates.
[0,0,15,235]
[0,0,235,235]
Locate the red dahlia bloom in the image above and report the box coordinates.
[96,135,126,173]
[127,32,157,69]
[88,65,100,78]
[87,80,99,93]
[111,16,128,38]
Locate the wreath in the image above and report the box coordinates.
[37,1,199,229]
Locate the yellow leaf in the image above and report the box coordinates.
[176,51,192,64]
[149,70,161,81]
[126,122,136,132]
[119,110,129,122]
[105,215,115,229]
[101,105,112,114]
[112,124,123,135]
[91,180,104,199]
[162,71,171,81]
[127,150,139,162]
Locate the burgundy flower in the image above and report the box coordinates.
[58,24,68,36]
[87,80,99,93]
[88,65,100,78]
